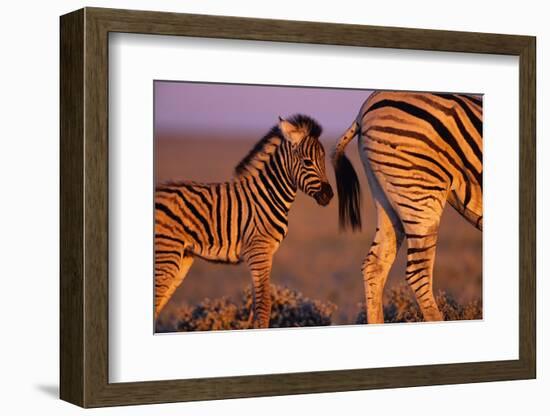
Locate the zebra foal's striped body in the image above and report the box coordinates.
[155,115,333,328]
[333,91,482,323]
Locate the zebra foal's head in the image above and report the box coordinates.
[279,115,334,206]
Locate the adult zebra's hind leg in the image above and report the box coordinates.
[154,253,194,319]
[373,165,447,321]
[403,220,444,322]
[362,200,405,324]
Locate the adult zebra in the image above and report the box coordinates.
[333,91,482,324]
[155,115,333,328]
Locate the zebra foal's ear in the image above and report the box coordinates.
[278,116,305,145]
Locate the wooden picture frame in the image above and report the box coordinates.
[60,7,536,408]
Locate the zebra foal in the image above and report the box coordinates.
[333,91,482,324]
[155,115,333,328]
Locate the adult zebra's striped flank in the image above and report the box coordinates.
[155,115,333,328]
[332,91,482,324]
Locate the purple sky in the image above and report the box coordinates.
[154,81,373,140]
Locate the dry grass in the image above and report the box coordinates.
[156,282,481,332]
[356,283,483,324]
[156,284,337,332]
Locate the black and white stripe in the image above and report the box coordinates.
[333,91,482,323]
[155,115,333,328]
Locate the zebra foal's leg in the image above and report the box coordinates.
[362,201,405,324]
[154,252,194,319]
[245,248,274,329]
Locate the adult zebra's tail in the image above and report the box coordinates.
[332,120,362,231]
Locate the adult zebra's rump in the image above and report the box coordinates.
[155,115,333,329]
[332,91,482,324]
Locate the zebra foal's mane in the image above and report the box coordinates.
[234,114,323,176]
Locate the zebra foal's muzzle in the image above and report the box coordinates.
[314,182,334,206]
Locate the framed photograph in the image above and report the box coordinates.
[60,7,536,408]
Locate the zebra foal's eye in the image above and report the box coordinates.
[303,159,314,167]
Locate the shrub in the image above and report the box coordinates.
[156,284,337,332]
[355,283,482,324]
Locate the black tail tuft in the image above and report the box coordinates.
[334,153,362,231]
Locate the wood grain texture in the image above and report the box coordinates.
[59,8,84,407]
[83,10,110,406]
[59,7,537,408]
[88,7,532,54]
[518,37,537,376]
